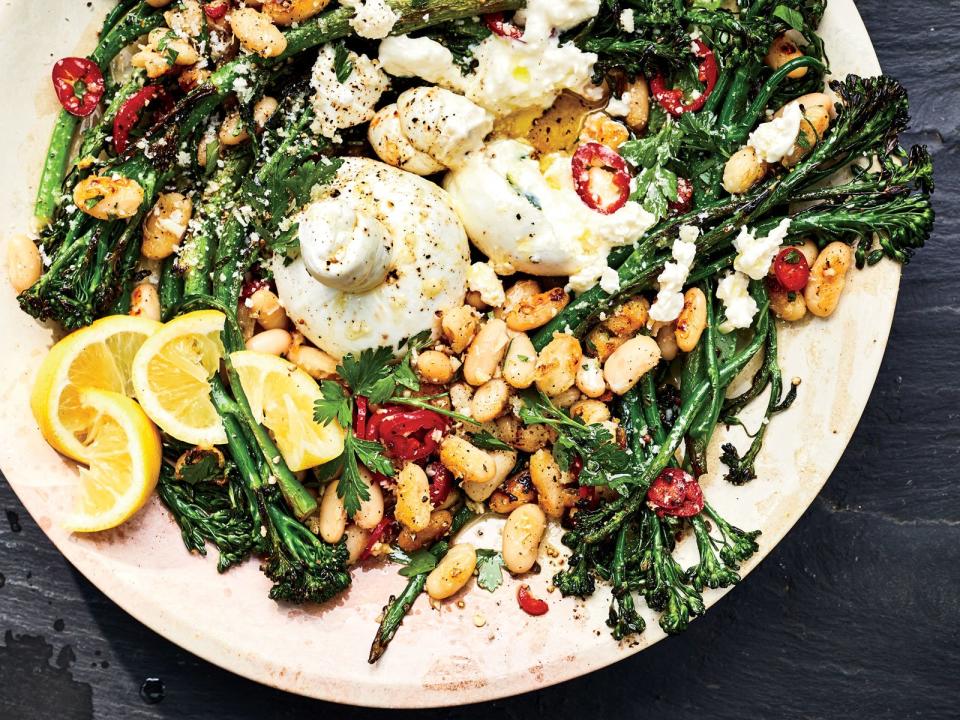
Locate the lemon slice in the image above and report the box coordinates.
[31,315,162,462]
[132,310,228,446]
[63,387,162,532]
[230,350,345,471]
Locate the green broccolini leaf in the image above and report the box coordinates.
[772,5,805,30]
[475,549,504,592]
[470,431,513,452]
[621,122,683,221]
[398,549,440,577]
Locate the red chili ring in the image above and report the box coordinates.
[203,1,229,20]
[646,467,704,518]
[113,85,167,153]
[571,142,632,215]
[52,57,105,117]
[426,462,453,507]
[668,177,694,214]
[650,39,719,117]
[484,12,524,40]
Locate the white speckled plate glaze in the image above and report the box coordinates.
[0,0,892,707]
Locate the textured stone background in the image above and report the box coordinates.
[1,1,958,717]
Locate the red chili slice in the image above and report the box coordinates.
[113,85,166,153]
[359,517,394,561]
[668,177,694,214]
[517,585,549,616]
[484,12,524,40]
[354,396,370,441]
[426,462,453,507]
[650,39,719,117]
[203,1,229,20]
[772,247,811,292]
[577,485,600,511]
[52,57,105,117]
[571,142,632,215]
[646,467,704,518]
[373,407,448,462]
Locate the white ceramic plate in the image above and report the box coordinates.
[0,0,894,708]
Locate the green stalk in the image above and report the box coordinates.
[158,256,183,320]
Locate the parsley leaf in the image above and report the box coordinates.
[475,549,504,592]
[332,41,354,83]
[620,122,683,221]
[470,431,513,452]
[314,380,352,428]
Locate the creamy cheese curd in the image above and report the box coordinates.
[309,45,389,138]
[748,102,803,163]
[340,0,399,39]
[733,218,793,280]
[515,0,600,42]
[716,271,758,333]
[273,158,470,359]
[649,226,699,322]
[467,261,506,307]
[444,139,655,291]
[378,20,600,118]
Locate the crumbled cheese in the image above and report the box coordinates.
[515,0,600,42]
[599,265,621,294]
[377,35,465,88]
[733,218,793,280]
[747,102,803,163]
[620,9,636,32]
[309,44,389,138]
[606,92,632,117]
[340,0,399,39]
[467,261,506,307]
[648,226,699,322]
[716,271,758,333]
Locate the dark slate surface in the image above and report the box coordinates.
[2,1,958,717]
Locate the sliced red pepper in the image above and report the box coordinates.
[203,1,229,20]
[772,247,811,291]
[52,57,105,117]
[650,39,719,117]
[668,177,694,214]
[646,467,704,518]
[354,396,370,441]
[484,12,524,40]
[359,517,395,561]
[517,585,549,616]
[371,407,448,462]
[113,85,166,153]
[426,462,453,507]
[577,485,600,511]
[571,142,632,215]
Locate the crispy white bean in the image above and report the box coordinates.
[535,334,582,397]
[502,503,546,574]
[262,0,330,25]
[462,449,517,502]
[74,176,144,220]
[129,283,161,322]
[675,287,708,353]
[248,287,287,330]
[253,95,279,131]
[529,449,575,518]
[425,544,477,600]
[625,76,651,132]
[463,318,510,386]
[505,287,570,332]
[285,343,337,379]
[230,7,287,57]
[575,356,606,398]
[417,350,455,384]
[441,304,480,354]
[502,333,538,389]
[142,192,192,260]
[318,480,347,544]
[395,462,432,533]
[655,322,679,362]
[769,281,808,321]
[440,435,496,485]
[7,234,41,293]
[570,399,611,425]
[219,111,250,146]
[397,509,453,552]
[603,296,649,337]
[804,241,852,317]
[245,328,293,355]
[722,146,767,195]
[764,33,807,79]
[604,335,662,395]
[471,378,510,423]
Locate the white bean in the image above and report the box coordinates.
[470,379,510,423]
[502,504,546,574]
[440,436,495,485]
[248,287,287,330]
[395,462,432,532]
[7,234,41,293]
[604,335,662,395]
[502,333,537,389]
[804,241,852,317]
[535,334,582,397]
[352,467,384,530]
[575,356,606,398]
[245,328,292,355]
[463,318,510,386]
[142,192,192,260]
[425,544,477,600]
[462,449,517,502]
[417,350,454,384]
[318,480,347,544]
[675,287,708,353]
[344,525,370,565]
[285,344,337,379]
[230,7,287,58]
[129,283,161,322]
